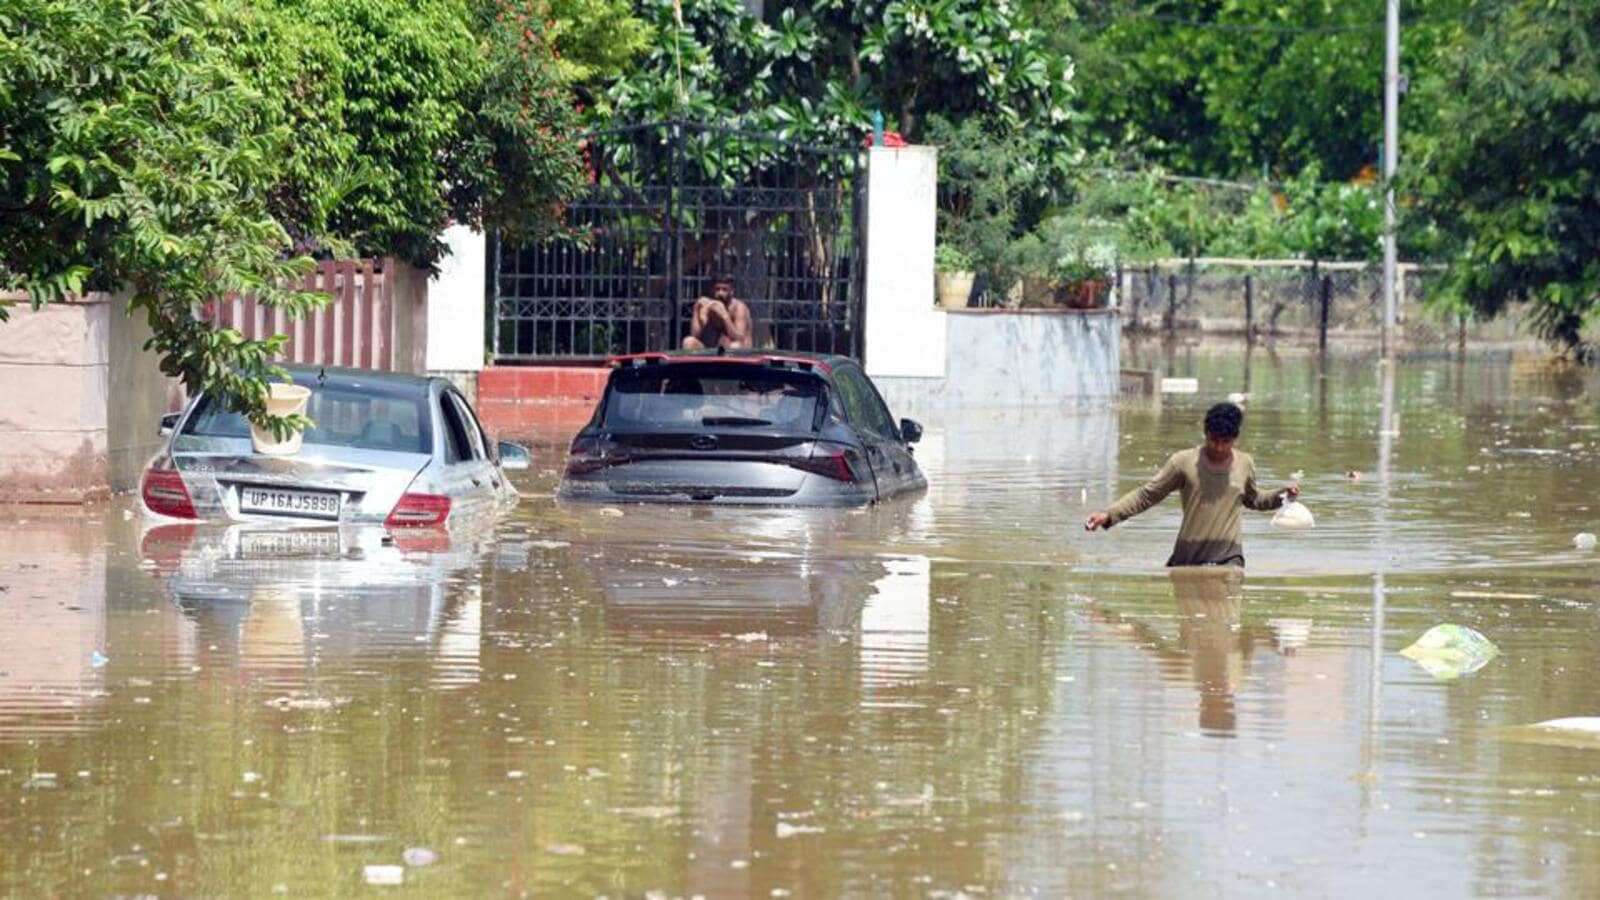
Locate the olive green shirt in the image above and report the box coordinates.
[1105,446,1283,566]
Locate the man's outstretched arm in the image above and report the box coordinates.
[1086,456,1183,531]
[1241,460,1296,511]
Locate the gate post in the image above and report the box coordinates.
[427,224,486,397]
[862,145,943,379]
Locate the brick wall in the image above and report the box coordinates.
[475,366,608,438]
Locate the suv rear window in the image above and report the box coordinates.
[603,364,825,432]
[178,382,432,454]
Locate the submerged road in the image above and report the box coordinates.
[2,348,1598,895]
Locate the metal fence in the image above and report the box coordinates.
[1117,258,1487,346]
[493,121,865,361]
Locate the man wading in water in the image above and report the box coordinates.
[1084,402,1299,567]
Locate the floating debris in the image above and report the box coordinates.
[266,696,340,711]
[598,507,625,518]
[775,822,825,838]
[402,847,438,867]
[1271,500,1315,529]
[1400,624,1499,680]
[1575,532,1597,551]
[1502,717,1600,749]
[363,865,404,886]
[1159,377,1198,394]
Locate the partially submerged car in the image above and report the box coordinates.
[558,351,925,506]
[140,366,530,528]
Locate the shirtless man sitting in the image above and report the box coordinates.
[682,274,753,350]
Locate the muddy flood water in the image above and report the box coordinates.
[3,349,1599,896]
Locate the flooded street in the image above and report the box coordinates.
[4,348,1599,896]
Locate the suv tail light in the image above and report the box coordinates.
[385,493,451,528]
[790,446,861,482]
[565,435,606,476]
[141,467,197,519]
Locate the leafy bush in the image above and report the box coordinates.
[935,244,976,273]
[0,0,585,430]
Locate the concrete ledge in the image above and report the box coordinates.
[944,306,1119,317]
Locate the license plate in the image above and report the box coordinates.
[238,486,341,520]
[238,529,342,559]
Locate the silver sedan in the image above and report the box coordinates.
[140,366,529,528]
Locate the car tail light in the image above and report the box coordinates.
[141,467,197,519]
[385,493,451,528]
[565,435,606,476]
[790,446,860,482]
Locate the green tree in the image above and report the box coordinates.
[546,0,653,102]
[1057,1,1464,181]
[1,0,585,429]
[605,0,1079,182]
[1408,0,1600,356]
[0,0,324,434]
[238,0,585,268]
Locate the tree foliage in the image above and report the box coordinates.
[233,0,584,268]
[606,0,1079,182]
[546,0,653,100]
[0,0,324,434]
[1,0,584,428]
[1408,0,1600,355]
[1057,1,1464,180]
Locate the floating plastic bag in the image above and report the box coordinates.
[1271,499,1315,529]
[1575,532,1597,551]
[1399,624,1499,680]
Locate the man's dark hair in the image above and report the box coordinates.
[1204,402,1243,439]
[711,271,736,287]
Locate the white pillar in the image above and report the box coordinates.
[863,146,945,378]
[426,225,487,373]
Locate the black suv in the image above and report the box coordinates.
[558,351,926,506]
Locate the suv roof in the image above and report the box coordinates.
[607,349,855,373]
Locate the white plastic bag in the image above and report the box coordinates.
[1271,499,1315,529]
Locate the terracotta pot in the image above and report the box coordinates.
[1058,278,1107,309]
[936,271,975,308]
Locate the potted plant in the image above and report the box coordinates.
[1053,254,1109,309]
[934,244,977,309]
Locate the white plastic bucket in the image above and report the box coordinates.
[250,383,311,456]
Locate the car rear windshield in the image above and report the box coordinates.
[178,382,432,454]
[603,365,825,432]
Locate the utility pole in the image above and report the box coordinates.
[1381,0,1400,355]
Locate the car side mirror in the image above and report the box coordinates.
[158,412,181,437]
[900,418,923,444]
[498,440,531,470]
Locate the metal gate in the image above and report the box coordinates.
[492,121,865,361]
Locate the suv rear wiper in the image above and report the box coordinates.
[702,416,773,427]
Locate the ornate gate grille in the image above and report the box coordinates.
[493,121,865,361]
